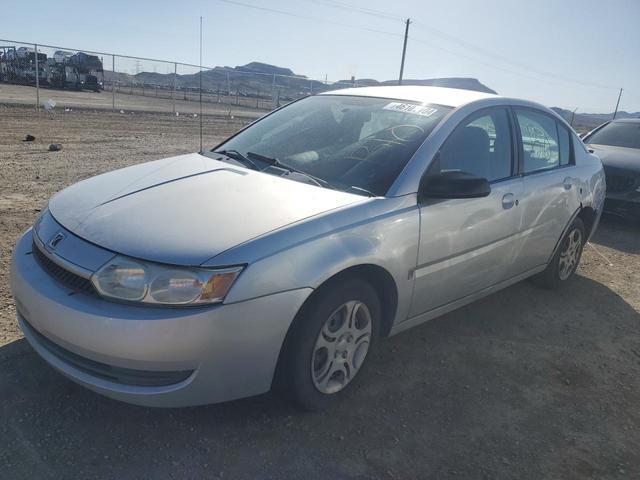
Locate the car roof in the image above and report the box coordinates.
[319,85,497,108]
[611,118,640,123]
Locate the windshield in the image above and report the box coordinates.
[586,121,640,149]
[212,95,451,196]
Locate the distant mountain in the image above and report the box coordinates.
[331,76,497,94]
[551,107,640,132]
[235,62,295,77]
[102,61,637,131]
[103,61,497,100]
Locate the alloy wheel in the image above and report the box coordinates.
[558,228,583,280]
[311,300,372,394]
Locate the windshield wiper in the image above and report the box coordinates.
[214,149,260,171]
[246,151,292,170]
[347,186,377,197]
[246,151,334,189]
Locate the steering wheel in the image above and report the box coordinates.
[390,124,425,142]
[344,140,399,162]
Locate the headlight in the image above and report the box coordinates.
[91,256,243,305]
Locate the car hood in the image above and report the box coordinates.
[588,144,640,172]
[49,153,363,265]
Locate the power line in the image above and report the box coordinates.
[306,0,404,21]
[302,0,620,90]
[409,33,624,93]
[410,20,619,91]
[408,36,575,86]
[219,0,621,92]
[216,0,402,38]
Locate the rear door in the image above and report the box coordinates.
[514,108,582,272]
[410,107,524,317]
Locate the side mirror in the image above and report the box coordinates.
[420,170,491,200]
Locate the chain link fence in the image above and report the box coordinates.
[0,39,359,119]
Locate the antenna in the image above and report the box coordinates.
[199,16,203,152]
[612,88,623,120]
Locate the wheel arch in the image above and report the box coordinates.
[577,205,597,239]
[272,263,399,389]
[548,205,591,263]
[298,263,399,338]
[312,264,399,337]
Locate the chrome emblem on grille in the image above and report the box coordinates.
[48,232,66,250]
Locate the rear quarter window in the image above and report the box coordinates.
[557,124,572,166]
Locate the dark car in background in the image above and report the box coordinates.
[583,118,640,219]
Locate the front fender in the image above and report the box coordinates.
[218,196,420,327]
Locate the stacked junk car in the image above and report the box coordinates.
[0,46,103,92]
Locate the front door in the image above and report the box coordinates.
[410,107,524,317]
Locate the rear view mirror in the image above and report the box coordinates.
[420,170,491,200]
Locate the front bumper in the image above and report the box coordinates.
[11,229,311,407]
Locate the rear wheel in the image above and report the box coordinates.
[275,277,380,411]
[532,217,585,289]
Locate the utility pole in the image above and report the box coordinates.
[271,73,276,109]
[34,44,40,110]
[112,56,116,111]
[612,88,623,120]
[172,62,177,114]
[199,16,203,152]
[398,18,411,85]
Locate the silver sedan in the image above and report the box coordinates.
[11,86,605,410]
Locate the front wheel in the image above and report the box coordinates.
[532,217,585,289]
[275,277,381,411]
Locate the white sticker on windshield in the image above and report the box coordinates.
[383,102,438,117]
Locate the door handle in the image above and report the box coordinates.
[563,177,573,190]
[502,193,516,209]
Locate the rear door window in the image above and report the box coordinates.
[515,109,560,173]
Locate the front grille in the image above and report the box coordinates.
[605,172,637,194]
[21,317,193,387]
[32,240,96,295]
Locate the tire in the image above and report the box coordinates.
[532,217,585,289]
[275,276,381,411]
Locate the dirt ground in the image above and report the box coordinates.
[1,104,639,480]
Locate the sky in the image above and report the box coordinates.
[3,0,640,113]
